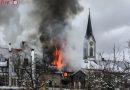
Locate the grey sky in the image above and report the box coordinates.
[66,0,130,68]
[71,0,130,55]
[87,0,130,53]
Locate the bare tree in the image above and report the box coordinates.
[11,52,46,90]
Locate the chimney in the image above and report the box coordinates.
[102,58,105,61]
[31,49,36,87]
[22,41,25,45]
[21,41,25,49]
[31,49,34,62]
[9,43,12,52]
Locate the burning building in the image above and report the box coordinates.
[1,9,130,90]
[1,0,130,89]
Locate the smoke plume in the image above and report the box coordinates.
[32,0,81,46]
[0,0,83,70]
[29,0,82,70]
[0,5,23,47]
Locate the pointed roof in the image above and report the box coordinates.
[85,9,95,41]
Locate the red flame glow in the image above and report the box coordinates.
[53,47,63,69]
[63,71,68,77]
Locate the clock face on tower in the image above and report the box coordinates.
[89,41,93,46]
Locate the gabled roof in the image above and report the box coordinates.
[85,10,95,42]
[0,47,22,58]
[71,68,88,76]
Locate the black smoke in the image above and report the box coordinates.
[33,0,82,46]
[32,0,82,70]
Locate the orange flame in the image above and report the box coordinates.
[63,71,68,77]
[53,47,63,69]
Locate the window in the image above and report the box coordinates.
[83,48,87,58]
[23,58,28,66]
[90,47,93,56]
[0,54,5,62]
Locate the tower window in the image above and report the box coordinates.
[90,47,93,56]
[83,48,87,58]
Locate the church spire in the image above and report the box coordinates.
[85,9,95,41]
[83,9,96,62]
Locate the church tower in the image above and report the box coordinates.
[83,10,96,63]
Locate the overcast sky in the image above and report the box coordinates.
[66,0,130,68]
[70,0,130,59]
[0,0,130,68]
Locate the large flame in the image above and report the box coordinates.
[53,47,63,69]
